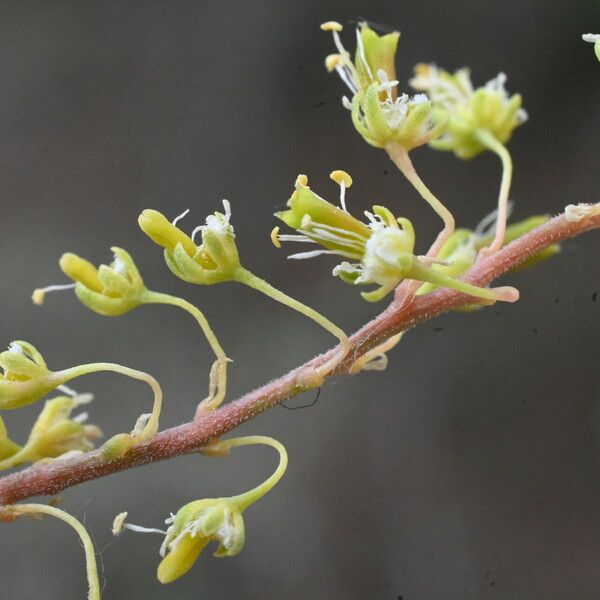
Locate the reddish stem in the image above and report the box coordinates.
[0,209,598,505]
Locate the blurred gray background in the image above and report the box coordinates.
[1,1,599,598]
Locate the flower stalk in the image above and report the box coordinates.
[1,503,101,600]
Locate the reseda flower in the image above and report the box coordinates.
[33,247,147,316]
[138,201,240,285]
[140,201,349,378]
[322,21,445,150]
[34,241,230,413]
[274,173,519,303]
[113,435,287,584]
[410,64,527,159]
[0,341,65,410]
[582,34,600,61]
[410,63,526,254]
[156,499,246,583]
[0,394,102,470]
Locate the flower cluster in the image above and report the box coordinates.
[139,201,240,285]
[322,21,445,150]
[409,64,527,159]
[114,435,287,584]
[0,341,63,410]
[274,172,518,303]
[34,247,147,316]
[0,394,102,470]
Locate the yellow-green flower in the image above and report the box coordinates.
[274,173,518,303]
[34,247,147,316]
[322,21,445,150]
[138,202,240,285]
[410,63,527,159]
[0,395,102,469]
[582,34,600,61]
[156,498,246,583]
[113,435,287,584]
[0,341,64,410]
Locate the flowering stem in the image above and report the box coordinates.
[216,436,288,511]
[0,207,597,505]
[141,291,228,412]
[474,128,513,255]
[3,503,100,599]
[233,267,349,377]
[386,142,455,258]
[56,363,162,442]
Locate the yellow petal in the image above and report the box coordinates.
[157,535,210,584]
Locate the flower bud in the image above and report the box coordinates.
[139,201,241,286]
[0,342,60,410]
[60,247,147,316]
[9,395,101,466]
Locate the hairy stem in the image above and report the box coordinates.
[0,207,598,505]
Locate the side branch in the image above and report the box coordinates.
[0,208,598,505]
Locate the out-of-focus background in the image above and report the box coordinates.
[1,1,599,598]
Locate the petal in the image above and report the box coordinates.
[157,534,210,584]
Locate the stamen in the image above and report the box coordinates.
[8,342,24,355]
[222,199,232,220]
[32,283,76,305]
[124,523,167,535]
[325,54,343,72]
[330,170,353,212]
[112,256,127,275]
[288,249,360,260]
[73,393,94,406]
[57,383,79,397]
[301,219,366,241]
[275,234,313,242]
[72,412,89,424]
[112,511,167,537]
[320,21,343,32]
[172,208,190,226]
[270,226,282,248]
[191,226,203,244]
[355,27,373,81]
[304,228,365,253]
[335,64,358,95]
[583,33,600,43]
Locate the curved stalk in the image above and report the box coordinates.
[141,291,229,413]
[216,435,288,512]
[474,128,513,255]
[386,142,455,258]
[409,261,518,303]
[5,503,100,599]
[56,363,162,443]
[233,267,349,377]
